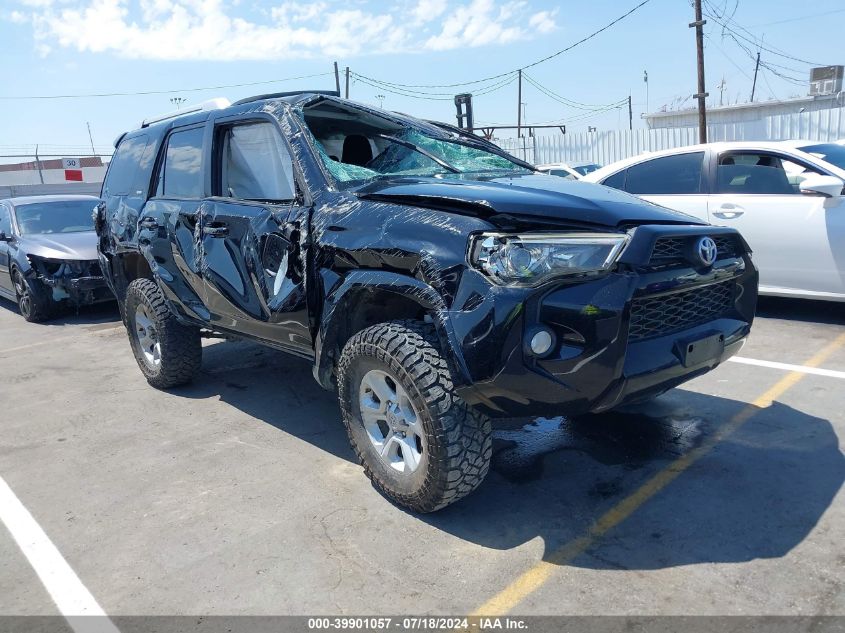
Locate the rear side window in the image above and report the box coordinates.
[157,127,205,198]
[624,152,705,195]
[216,122,296,201]
[601,170,626,190]
[103,134,151,197]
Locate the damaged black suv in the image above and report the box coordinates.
[97,92,758,512]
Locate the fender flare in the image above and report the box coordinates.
[312,268,472,390]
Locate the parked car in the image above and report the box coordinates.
[0,195,112,321]
[536,161,602,180]
[585,141,845,302]
[97,93,757,512]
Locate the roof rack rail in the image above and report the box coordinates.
[232,90,340,106]
[141,97,231,128]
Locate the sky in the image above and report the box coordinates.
[0,0,842,162]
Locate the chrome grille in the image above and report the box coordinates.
[629,280,736,341]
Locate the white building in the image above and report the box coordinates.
[644,92,845,130]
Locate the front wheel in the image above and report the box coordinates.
[125,278,202,389]
[337,320,492,512]
[13,268,51,323]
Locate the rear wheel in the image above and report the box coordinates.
[125,278,202,388]
[13,268,50,323]
[337,320,492,512]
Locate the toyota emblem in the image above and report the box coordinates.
[696,236,718,267]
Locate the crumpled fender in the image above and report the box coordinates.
[313,268,473,390]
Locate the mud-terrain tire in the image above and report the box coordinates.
[337,320,492,512]
[13,268,52,323]
[125,278,202,389]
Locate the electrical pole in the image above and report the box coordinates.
[750,51,761,102]
[718,77,726,106]
[345,67,350,99]
[628,94,633,130]
[35,144,44,184]
[690,0,708,143]
[517,69,522,138]
[86,122,96,155]
[333,62,341,96]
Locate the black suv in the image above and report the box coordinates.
[97,92,758,512]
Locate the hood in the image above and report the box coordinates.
[355,173,705,229]
[18,231,99,260]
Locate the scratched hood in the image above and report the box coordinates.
[18,231,99,260]
[355,172,705,228]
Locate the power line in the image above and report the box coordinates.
[353,0,653,90]
[702,0,829,67]
[522,73,627,111]
[751,7,845,27]
[0,72,334,101]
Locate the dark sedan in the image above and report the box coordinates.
[0,195,113,322]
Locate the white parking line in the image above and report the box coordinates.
[729,356,845,380]
[0,475,120,633]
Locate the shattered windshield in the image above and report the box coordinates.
[301,101,530,186]
[14,200,96,235]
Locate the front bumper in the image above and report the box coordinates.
[41,274,113,306]
[451,227,758,419]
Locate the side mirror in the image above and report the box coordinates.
[0,231,11,243]
[799,174,844,198]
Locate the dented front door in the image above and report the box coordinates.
[201,199,312,353]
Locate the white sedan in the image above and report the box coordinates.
[585,141,845,302]
[536,161,601,180]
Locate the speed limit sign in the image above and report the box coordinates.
[62,157,80,169]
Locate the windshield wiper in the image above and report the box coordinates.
[376,134,460,174]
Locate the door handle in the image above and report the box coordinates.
[712,204,745,220]
[202,224,229,238]
[139,217,159,230]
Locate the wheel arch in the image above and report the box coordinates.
[313,270,471,391]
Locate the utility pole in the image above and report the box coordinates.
[643,70,649,113]
[34,144,44,184]
[750,51,761,102]
[344,66,350,99]
[517,69,523,138]
[628,94,633,130]
[333,61,341,96]
[86,122,96,155]
[718,77,727,106]
[690,0,708,143]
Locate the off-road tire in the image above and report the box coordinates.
[13,268,52,323]
[337,320,492,512]
[125,278,202,389]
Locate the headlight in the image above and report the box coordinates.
[470,232,628,286]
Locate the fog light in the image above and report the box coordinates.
[529,329,554,356]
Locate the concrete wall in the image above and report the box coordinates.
[0,182,102,199]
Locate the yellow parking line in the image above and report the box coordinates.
[472,331,845,616]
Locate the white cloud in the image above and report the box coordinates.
[411,0,447,24]
[529,9,556,34]
[9,0,557,60]
[424,0,548,51]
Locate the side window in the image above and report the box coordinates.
[157,127,205,198]
[601,170,626,190]
[216,121,296,201]
[715,152,819,195]
[103,134,151,197]
[625,152,704,195]
[0,206,11,235]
